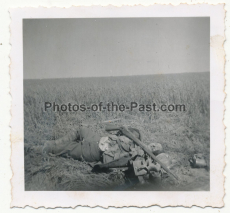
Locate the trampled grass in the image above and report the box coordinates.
[24,72,210,191]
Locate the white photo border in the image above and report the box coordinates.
[10,4,225,208]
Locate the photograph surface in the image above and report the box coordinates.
[10,5,225,207]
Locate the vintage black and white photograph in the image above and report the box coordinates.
[23,17,210,191]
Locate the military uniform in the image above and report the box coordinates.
[42,125,141,163]
[42,125,173,183]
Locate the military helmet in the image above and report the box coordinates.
[147,143,163,155]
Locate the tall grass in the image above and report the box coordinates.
[24,72,210,191]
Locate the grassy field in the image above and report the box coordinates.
[24,72,210,191]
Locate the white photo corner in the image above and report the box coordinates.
[10,4,225,208]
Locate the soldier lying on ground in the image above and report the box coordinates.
[42,125,174,184]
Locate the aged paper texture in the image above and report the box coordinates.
[10,4,225,208]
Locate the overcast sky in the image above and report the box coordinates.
[23,18,210,79]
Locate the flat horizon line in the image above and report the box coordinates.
[24,71,210,80]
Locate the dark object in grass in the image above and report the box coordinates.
[189,154,207,168]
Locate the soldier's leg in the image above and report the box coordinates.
[54,129,80,145]
[42,126,83,158]
[53,125,99,145]
[42,126,101,161]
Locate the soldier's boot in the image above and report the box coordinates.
[42,140,71,162]
[42,141,56,161]
[42,140,55,155]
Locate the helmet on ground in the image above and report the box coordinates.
[147,143,163,155]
